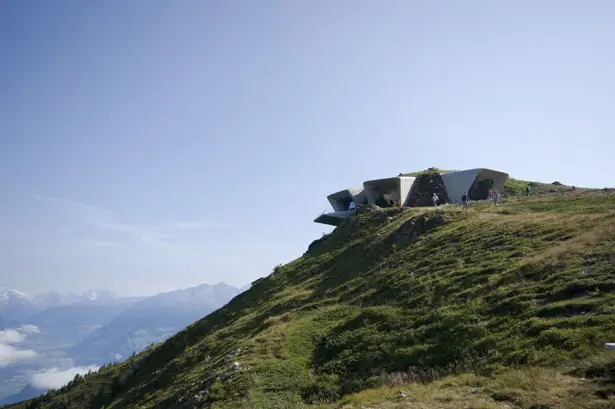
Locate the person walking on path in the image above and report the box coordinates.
[461,192,469,210]
[488,188,493,199]
[492,190,500,207]
[526,184,530,196]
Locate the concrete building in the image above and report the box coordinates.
[363,176,416,207]
[441,168,508,203]
[314,187,366,226]
[315,168,509,226]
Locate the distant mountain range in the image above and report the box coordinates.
[30,289,131,309]
[69,282,240,365]
[0,385,40,406]
[0,288,41,323]
[0,287,143,322]
[0,282,242,405]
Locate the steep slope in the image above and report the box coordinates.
[5,189,615,409]
[68,283,240,365]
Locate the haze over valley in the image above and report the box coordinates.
[0,283,242,405]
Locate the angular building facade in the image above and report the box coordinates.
[314,168,509,226]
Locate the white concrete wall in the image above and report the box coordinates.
[399,177,416,206]
[327,187,363,211]
[363,177,401,205]
[441,169,481,204]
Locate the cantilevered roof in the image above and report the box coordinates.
[314,210,354,226]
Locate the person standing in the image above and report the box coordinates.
[461,192,469,210]
[526,184,530,196]
[488,188,493,199]
[492,190,500,207]
[432,193,440,207]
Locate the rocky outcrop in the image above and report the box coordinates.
[385,213,447,248]
[406,171,449,206]
[355,204,383,215]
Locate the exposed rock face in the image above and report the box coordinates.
[306,206,402,256]
[406,172,449,206]
[355,204,383,215]
[385,213,447,248]
[306,235,329,255]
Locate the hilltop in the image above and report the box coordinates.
[4,180,615,409]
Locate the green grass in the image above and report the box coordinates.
[310,366,608,409]
[400,167,457,177]
[5,189,615,409]
[503,176,581,197]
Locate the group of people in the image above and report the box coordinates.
[487,188,500,206]
[356,184,538,213]
[458,188,501,210]
[432,189,500,210]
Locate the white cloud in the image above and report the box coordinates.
[0,329,25,344]
[31,366,99,390]
[0,325,39,344]
[18,324,40,335]
[0,325,39,367]
[0,344,37,367]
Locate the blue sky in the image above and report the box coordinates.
[1,1,613,296]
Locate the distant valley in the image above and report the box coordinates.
[0,283,241,405]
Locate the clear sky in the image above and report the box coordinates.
[1,1,613,296]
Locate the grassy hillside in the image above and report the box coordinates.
[6,188,615,409]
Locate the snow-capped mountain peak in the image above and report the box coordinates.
[1,287,125,310]
[86,291,99,301]
[0,287,39,323]
[81,290,118,302]
[0,287,31,303]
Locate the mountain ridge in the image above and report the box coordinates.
[5,182,615,409]
[68,282,241,365]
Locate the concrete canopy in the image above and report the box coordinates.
[469,168,509,200]
[363,176,416,207]
[314,210,354,226]
[327,187,366,211]
[441,168,509,203]
[315,187,367,227]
